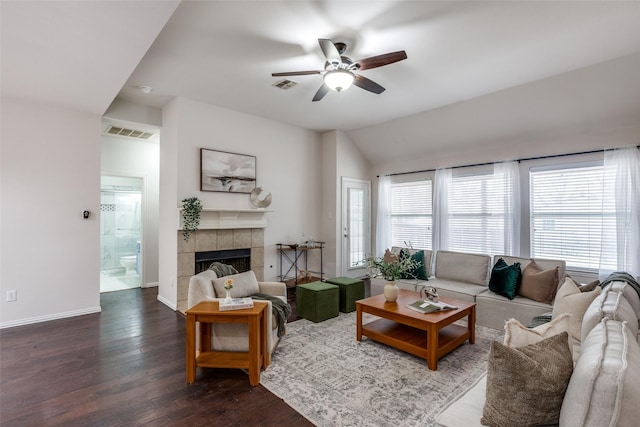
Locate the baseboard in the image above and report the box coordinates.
[0,306,102,329]
[157,294,177,311]
[142,282,159,288]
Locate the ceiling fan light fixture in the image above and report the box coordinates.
[323,69,355,92]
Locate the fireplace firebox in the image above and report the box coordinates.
[195,248,251,274]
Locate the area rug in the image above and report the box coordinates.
[260,312,503,426]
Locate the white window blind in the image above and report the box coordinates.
[530,165,615,270]
[447,170,514,255]
[390,179,432,249]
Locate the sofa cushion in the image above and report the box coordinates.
[482,332,573,427]
[212,270,260,298]
[518,260,559,304]
[581,286,639,342]
[435,250,491,286]
[496,255,566,283]
[399,249,428,280]
[488,258,521,300]
[475,290,552,331]
[559,319,640,427]
[552,276,602,345]
[604,281,640,318]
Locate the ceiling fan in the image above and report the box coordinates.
[272,38,407,102]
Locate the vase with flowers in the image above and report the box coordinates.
[361,249,420,302]
[223,278,234,302]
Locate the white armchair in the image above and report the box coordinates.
[187,269,288,356]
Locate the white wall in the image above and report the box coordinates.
[1,99,101,327]
[101,134,160,286]
[321,130,371,278]
[158,97,322,307]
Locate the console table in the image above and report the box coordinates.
[185,300,268,386]
[277,242,325,285]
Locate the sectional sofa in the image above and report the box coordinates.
[369,248,566,330]
[435,276,640,426]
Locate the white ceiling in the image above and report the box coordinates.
[3,1,640,165]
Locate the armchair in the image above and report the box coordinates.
[187,269,288,356]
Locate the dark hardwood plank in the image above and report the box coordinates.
[0,288,313,426]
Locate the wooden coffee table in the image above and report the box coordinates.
[356,289,475,370]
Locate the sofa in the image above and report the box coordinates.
[187,269,288,356]
[435,276,640,426]
[370,248,566,330]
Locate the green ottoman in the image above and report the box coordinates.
[296,281,339,323]
[326,277,365,313]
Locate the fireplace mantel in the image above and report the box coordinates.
[178,208,272,230]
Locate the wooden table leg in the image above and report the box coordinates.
[186,313,196,383]
[468,305,476,344]
[427,324,438,371]
[356,304,362,341]
[262,307,270,368]
[248,315,260,386]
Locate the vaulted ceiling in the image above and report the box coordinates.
[3,1,640,165]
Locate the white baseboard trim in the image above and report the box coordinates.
[0,306,102,329]
[142,282,159,288]
[157,294,177,311]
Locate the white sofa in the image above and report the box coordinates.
[187,269,288,356]
[435,278,640,426]
[370,248,565,330]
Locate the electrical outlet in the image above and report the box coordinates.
[6,290,17,302]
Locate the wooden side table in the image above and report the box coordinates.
[186,300,268,386]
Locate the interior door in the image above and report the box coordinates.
[341,177,371,277]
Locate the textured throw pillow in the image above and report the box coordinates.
[503,312,572,349]
[562,274,600,292]
[208,262,239,278]
[212,270,259,298]
[551,276,602,345]
[560,319,640,427]
[488,258,521,300]
[518,260,559,304]
[399,249,428,280]
[481,332,573,427]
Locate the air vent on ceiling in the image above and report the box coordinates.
[273,79,298,90]
[104,125,155,140]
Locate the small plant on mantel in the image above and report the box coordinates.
[181,197,202,241]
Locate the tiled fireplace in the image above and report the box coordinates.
[176,209,270,313]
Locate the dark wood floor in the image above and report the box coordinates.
[0,288,313,426]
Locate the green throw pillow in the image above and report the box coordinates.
[399,249,428,281]
[489,258,521,300]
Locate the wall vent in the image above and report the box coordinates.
[273,79,298,90]
[104,125,155,140]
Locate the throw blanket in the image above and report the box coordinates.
[600,271,640,300]
[251,293,291,338]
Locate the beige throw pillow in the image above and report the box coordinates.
[518,260,559,304]
[212,270,260,298]
[482,332,573,427]
[504,312,572,347]
[552,276,602,345]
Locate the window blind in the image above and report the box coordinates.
[530,165,615,270]
[390,180,432,249]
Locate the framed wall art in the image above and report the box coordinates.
[200,148,256,193]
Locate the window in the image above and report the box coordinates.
[529,164,614,270]
[390,179,432,249]
[447,168,515,255]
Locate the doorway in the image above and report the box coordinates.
[341,177,371,277]
[100,176,143,292]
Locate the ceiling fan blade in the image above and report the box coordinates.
[356,51,407,71]
[272,70,322,77]
[312,83,330,102]
[318,38,342,66]
[353,75,385,94]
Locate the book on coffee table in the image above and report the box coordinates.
[407,299,457,314]
[219,297,254,311]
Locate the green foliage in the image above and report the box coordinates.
[361,253,420,281]
[181,197,202,241]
